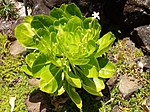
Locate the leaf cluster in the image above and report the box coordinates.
[15,3,116,109]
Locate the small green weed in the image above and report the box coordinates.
[0,0,18,20]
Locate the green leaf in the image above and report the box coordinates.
[50,7,64,19]
[59,17,68,25]
[24,16,33,23]
[50,64,64,96]
[65,3,82,18]
[76,70,103,96]
[69,59,90,65]
[15,23,36,47]
[65,16,82,32]
[36,28,51,54]
[93,78,105,92]
[82,77,103,96]
[98,58,116,78]
[31,15,53,30]
[88,66,99,78]
[74,26,82,43]
[37,28,50,44]
[57,86,65,95]
[87,40,97,56]
[83,17,101,30]
[25,53,37,68]
[32,54,48,77]
[21,65,32,76]
[65,69,81,88]
[95,32,115,57]
[80,56,99,78]
[60,4,67,11]
[65,82,82,109]
[40,65,58,94]
[49,64,62,83]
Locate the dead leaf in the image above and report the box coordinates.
[9,96,16,112]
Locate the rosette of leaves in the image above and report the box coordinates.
[15,3,116,109]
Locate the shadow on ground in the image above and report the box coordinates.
[26,85,110,112]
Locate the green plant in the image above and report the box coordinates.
[0,33,35,112]
[15,3,116,109]
[0,0,18,20]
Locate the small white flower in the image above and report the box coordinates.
[138,62,144,68]
[92,11,100,20]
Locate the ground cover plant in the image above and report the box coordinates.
[15,3,116,109]
[98,39,150,111]
[0,33,35,112]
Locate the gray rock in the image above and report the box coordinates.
[25,90,54,112]
[0,17,24,40]
[134,0,150,8]
[0,20,12,31]
[124,0,150,13]
[0,19,13,35]
[111,105,122,112]
[9,40,26,56]
[29,78,39,87]
[25,91,42,112]
[142,96,150,112]
[143,55,150,69]
[122,0,150,32]
[132,25,150,54]
[146,0,150,6]
[28,0,50,15]
[118,75,142,99]
[106,75,118,90]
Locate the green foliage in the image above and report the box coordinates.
[0,0,18,20]
[15,3,116,109]
[0,33,34,112]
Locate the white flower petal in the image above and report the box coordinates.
[92,11,100,20]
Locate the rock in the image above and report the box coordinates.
[9,40,26,56]
[25,91,42,112]
[25,90,52,112]
[146,0,150,6]
[134,0,150,8]
[0,20,12,31]
[122,0,150,32]
[0,19,13,35]
[11,0,30,17]
[28,0,50,15]
[143,55,150,70]
[142,96,150,112]
[118,75,142,99]
[111,105,122,112]
[106,75,118,90]
[131,25,150,54]
[12,17,24,30]
[29,78,39,87]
